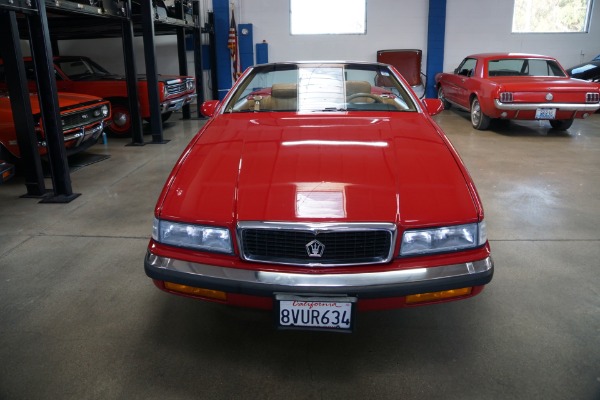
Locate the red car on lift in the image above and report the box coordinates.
[0,56,196,136]
[144,61,493,332]
[435,53,600,130]
[0,90,110,162]
[0,159,15,183]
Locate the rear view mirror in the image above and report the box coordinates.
[201,100,220,117]
[422,99,444,116]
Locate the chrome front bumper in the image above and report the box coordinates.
[39,121,105,148]
[494,99,600,112]
[160,94,197,113]
[144,251,494,298]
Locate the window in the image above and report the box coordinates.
[512,0,594,33]
[488,58,566,77]
[456,58,477,77]
[290,0,366,35]
[224,63,416,113]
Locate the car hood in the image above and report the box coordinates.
[567,60,600,72]
[37,93,102,113]
[0,92,102,114]
[158,113,478,228]
[73,74,189,83]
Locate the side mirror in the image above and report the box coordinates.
[422,98,444,116]
[201,100,220,118]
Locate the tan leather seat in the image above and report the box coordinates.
[268,83,297,110]
[345,80,402,110]
[345,81,373,102]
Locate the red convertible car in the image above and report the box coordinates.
[435,53,600,130]
[0,90,110,161]
[145,61,493,332]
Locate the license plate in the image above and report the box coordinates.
[535,108,556,119]
[171,99,185,110]
[276,294,356,332]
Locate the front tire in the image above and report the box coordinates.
[161,111,173,122]
[437,86,451,109]
[470,97,491,130]
[107,101,131,137]
[549,119,574,130]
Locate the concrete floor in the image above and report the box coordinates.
[1,110,599,400]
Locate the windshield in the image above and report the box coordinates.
[487,58,566,77]
[56,58,111,80]
[223,63,417,113]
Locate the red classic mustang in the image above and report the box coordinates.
[145,61,493,332]
[435,53,600,130]
[0,90,110,161]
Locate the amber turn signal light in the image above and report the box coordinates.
[406,287,472,304]
[164,282,227,300]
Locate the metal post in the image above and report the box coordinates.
[121,0,145,145]
[27,0,80,202]
[140,0,167,143]
[175,0,190,119]
[207,12,218,100]
[193,0,205,113]
[0,10,48,198]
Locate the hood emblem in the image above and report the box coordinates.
[545,93,554,101]
[306,240,325,258]
[81,113,89,119]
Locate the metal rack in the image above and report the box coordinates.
[0,0,203,202]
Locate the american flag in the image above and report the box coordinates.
[227,10,241,81]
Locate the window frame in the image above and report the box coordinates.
[511,0,594,33]
[289,0,367,35]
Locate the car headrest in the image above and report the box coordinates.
[271,83,297,98]
[345,80,371,95]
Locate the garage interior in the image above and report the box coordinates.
[1,0,599,399]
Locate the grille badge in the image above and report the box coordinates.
[306,240,325,258]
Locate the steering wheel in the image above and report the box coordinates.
[347,93,384,103]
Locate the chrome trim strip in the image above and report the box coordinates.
[146,252,493,290]
[238,221,397,232]
[62,121,104,142]
[494,99,600,111]
[62,131,84,142]
[160,94,197,113]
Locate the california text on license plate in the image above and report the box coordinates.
[276,294,356,332]
[535,108,556,119]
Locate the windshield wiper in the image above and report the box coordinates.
[316,107,347,112]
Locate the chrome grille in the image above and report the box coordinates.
[166,81,189,96]
[61,105,105,131]
[238,222,396,266]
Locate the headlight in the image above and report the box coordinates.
[400,221,487,256]
[93,105,110,117]
[152,218,233,254]
[186,79,195,91]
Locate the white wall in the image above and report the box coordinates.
[23,0,600,80]
[238,0,429,63]
[238,0,599,72]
